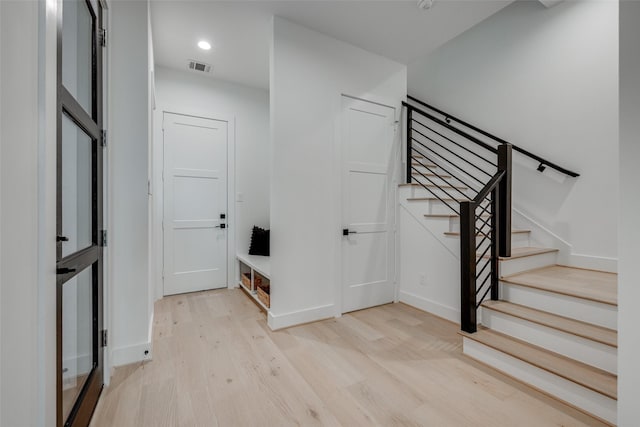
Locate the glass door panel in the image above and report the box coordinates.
[62,0,94,116]
[61,264,95,422]
[61,114,94,257]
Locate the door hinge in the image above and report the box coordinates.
[99,28,107,47]
[100,230,107,247]
[100,329,108,347]
[100,129,107,147]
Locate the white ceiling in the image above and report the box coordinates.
[150,0,513,90]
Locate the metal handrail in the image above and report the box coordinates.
[402,101,498,154]
[406,95,580,178]
[474,171,505,203]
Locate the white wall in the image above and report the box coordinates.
[152,67,270,299]
[1,0,57,425]
[1,1,3,419]
[408,0,618,268]
[109,0,151,366]
[398,199,461,323]
[36,33,57,411]
[147,0,155,361]
[618,2,640,424]
[270,17,406,329]
[0,5,40,423]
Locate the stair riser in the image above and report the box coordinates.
[474,232,530,251]
[498,251,558,276]
[409,186,471,202]
[402,198,457,215]
[411,175,459,188]
[500,282,617,330]
[427,201,461,215]
[462,338,617,425]
[482,309,617,374]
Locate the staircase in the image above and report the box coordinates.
[401,97,617,425]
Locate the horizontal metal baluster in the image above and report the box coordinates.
[410,165,465,209]
[410,138,481,195]
[412,119,497,168]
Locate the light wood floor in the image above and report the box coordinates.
[89,289,607,427]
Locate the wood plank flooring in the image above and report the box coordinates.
[89,289,608,427]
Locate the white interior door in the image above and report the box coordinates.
[341,96,396,313]
[163,112,228,296]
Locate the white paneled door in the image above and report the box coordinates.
[342,96,397,313]
[163,112,228,296]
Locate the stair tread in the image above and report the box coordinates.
[482,300,617,348]
[499,246,559,260]
[444,229,530,237]
[501,265,617,306]
[461,329,617,400]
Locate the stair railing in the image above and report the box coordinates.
[403,96,578,334]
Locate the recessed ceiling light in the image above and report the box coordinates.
[198,40,211,50]
[417,0,434,10]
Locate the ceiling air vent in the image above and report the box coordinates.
[187,60,212,73]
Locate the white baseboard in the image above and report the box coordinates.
[564,254,617,273]
[399,290,460,324]
[147,309,154,357]
[267,303,335,330]
[112,341,153,367]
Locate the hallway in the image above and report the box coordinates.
[90,289,605,426]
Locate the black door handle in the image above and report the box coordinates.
[215,224,226,229]
[56,235,69,242]
[342,228,357,236]
[57,267,77,275]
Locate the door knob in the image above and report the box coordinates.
[215,224,226,229]
[56,235,69,242]
[342,228,357,236]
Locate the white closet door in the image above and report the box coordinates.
[341,96,396,313]
[163,112,228,296]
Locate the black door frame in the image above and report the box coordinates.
[56,0,105,426]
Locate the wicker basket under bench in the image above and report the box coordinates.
[237,254,271,311]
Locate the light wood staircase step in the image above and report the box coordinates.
[444,229,530,237]
[461,329,617,400]
[482,300,617,348]
[501,265,617,306]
